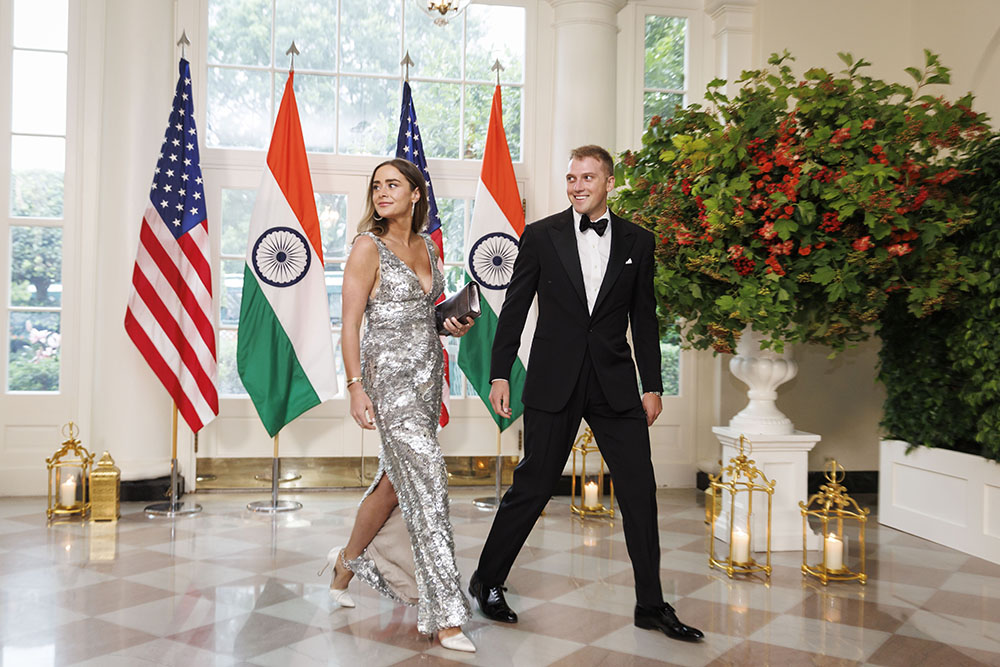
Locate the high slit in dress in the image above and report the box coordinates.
[343,232,471,635]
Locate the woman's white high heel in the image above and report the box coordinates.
[322,546,356,608]
[439,629,476,653]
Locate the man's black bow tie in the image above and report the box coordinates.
[579,214,608,236]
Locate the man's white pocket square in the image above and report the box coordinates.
[625,258,633,265]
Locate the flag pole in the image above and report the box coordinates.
[146,402,203,517]
[142,31,207,519]
[401,50,413,82]
[252,428,302,486]
[474,425,503,510]
[177,29,190,60]
[245,41,308,515]
[359,428,375,485]
[472,59,508,512]
[248,431,302,513]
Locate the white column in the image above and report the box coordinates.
[705,0,758,97]
[88,0,180,480]
[547,0,626,210]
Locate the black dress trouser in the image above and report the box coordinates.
[476,352,664,607]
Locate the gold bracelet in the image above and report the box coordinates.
[346,376,363,387]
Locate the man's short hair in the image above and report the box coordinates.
[570,145,614,178]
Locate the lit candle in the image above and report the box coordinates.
[59,475,77,508]
[583,481,599,508]
[824,533,844,571]
[731,527,750,564]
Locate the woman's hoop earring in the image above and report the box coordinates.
[373,212,383,221]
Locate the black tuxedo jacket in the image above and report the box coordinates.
[490,207,662,413]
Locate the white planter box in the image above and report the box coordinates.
[879,439,1000,564]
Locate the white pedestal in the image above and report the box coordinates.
[712,426,823,552]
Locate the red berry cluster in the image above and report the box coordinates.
[819,212,842,233]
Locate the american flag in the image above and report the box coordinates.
[396,80,450,427]
[125,58,218,432]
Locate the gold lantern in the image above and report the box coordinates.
[708,435,774,578]
[90,451,121,521]
[46,422,93,520]
[570,428,615,519]
[800,459,869,584]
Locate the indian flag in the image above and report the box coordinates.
[459,85,534,430]
[237,72,338,437]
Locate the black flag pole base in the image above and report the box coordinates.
[248,457,301,513]
[146,458,202,517]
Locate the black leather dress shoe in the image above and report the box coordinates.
[469,571,518,623]
[635,603,704,642]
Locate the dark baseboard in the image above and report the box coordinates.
[808,469,878,495]
[120,475,184,502]
[697,469,878,494]
[696,470,711,491]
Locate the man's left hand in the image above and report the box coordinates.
[642,393,662,427]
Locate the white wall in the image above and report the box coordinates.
[86,1,183,481]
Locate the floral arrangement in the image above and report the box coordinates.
[613,51,992,353]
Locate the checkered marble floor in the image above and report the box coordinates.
[1,488,998,666]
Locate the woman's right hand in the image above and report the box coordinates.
[349,385,377,430]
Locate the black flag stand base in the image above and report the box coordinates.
[248,434,302,513]
[146,456,203,517]
[474,427,503,511]
[146,404,202,517]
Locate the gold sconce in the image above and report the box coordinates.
[46,422,93,520]
[708,435,774,578]
[90,451,121,522]
[570,428,614,519]
[800,459,868,584]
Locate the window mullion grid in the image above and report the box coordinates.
[458,10,468,161]
[11,45,64,56]
[9,305,60,314]
[645,87,685,96]
[270,0,277,128]
[336,0,343,152]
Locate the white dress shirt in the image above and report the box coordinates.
[572,208,612,314]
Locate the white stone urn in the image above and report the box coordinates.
[728,326,797,435]
[715,326,822,551]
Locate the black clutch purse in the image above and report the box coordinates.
[435,281,481,335]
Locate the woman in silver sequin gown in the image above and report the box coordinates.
[329,158,475,652]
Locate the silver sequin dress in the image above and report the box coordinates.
[344,231,472,634]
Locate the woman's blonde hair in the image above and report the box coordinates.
[357,159,428,237]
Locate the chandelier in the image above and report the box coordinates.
[417,0,472,26]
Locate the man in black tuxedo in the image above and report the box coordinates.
[469,146,703,642]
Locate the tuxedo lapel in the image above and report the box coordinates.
[592,215,636,315]
[547,209,588,309]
